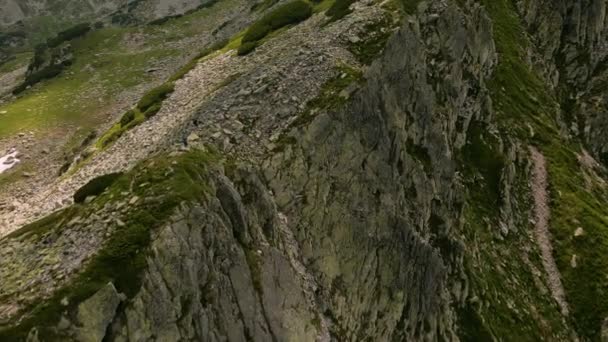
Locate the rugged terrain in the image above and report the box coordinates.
[0,0,608,340]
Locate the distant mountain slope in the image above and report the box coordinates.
[0,0,216,49]
[0,0,210,27]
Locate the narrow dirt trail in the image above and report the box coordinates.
[529,146,569,316]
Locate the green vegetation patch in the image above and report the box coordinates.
[0,150,217,341]
[289,63,363,129]
[237,41,259,56]
[137,83,175,112]
[143,103,163,118]
[119,109,136,127]
[272,63,363,153]
[251,0,280,12]
[460,121,505,209]
[96,81,174,150]
[46,23,92,48]
[0,0,241,141]
[312,0,335,13]
[12,63,69,95]
[239,0,313,54]
[543,137,608,339]
[347,15,396,65]
[96,109,146,148]
[326,0,356,22]
[243,0,312,43]
[1,208,77,241]
[12,23,94,95]
[148,0,220,25]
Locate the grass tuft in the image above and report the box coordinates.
[240,0,312,54]
[136,83,175,113]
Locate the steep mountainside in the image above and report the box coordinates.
[1,0,608,341]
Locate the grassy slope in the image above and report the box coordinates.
[456,0,573,337]
[9,0,100,45]
[0,0,240,139]
[475,0,608,339]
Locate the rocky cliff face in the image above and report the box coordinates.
[1,0,608,341]
[516,0,608,162]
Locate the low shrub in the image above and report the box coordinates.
[32,62,62,77]
[237,41,258,55]
[143,103,162,118]
[242,0,312,44]
[13,62,68,94]
[98,83,173,149]
[137,83,175,112]
[326,0,356,22]
[460,121,505,206]
[119,110,136,127]
[99,127,124,148]
[47,23,91,48]
[82,130,98,146]
[251,0,279,12]
[73,172,123,203]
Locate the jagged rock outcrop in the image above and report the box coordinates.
[516,0,608,162]
[106,173,326,341]
[75,282,125,342]
[517,0,608,87]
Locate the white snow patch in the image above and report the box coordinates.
[0,149,20,174]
